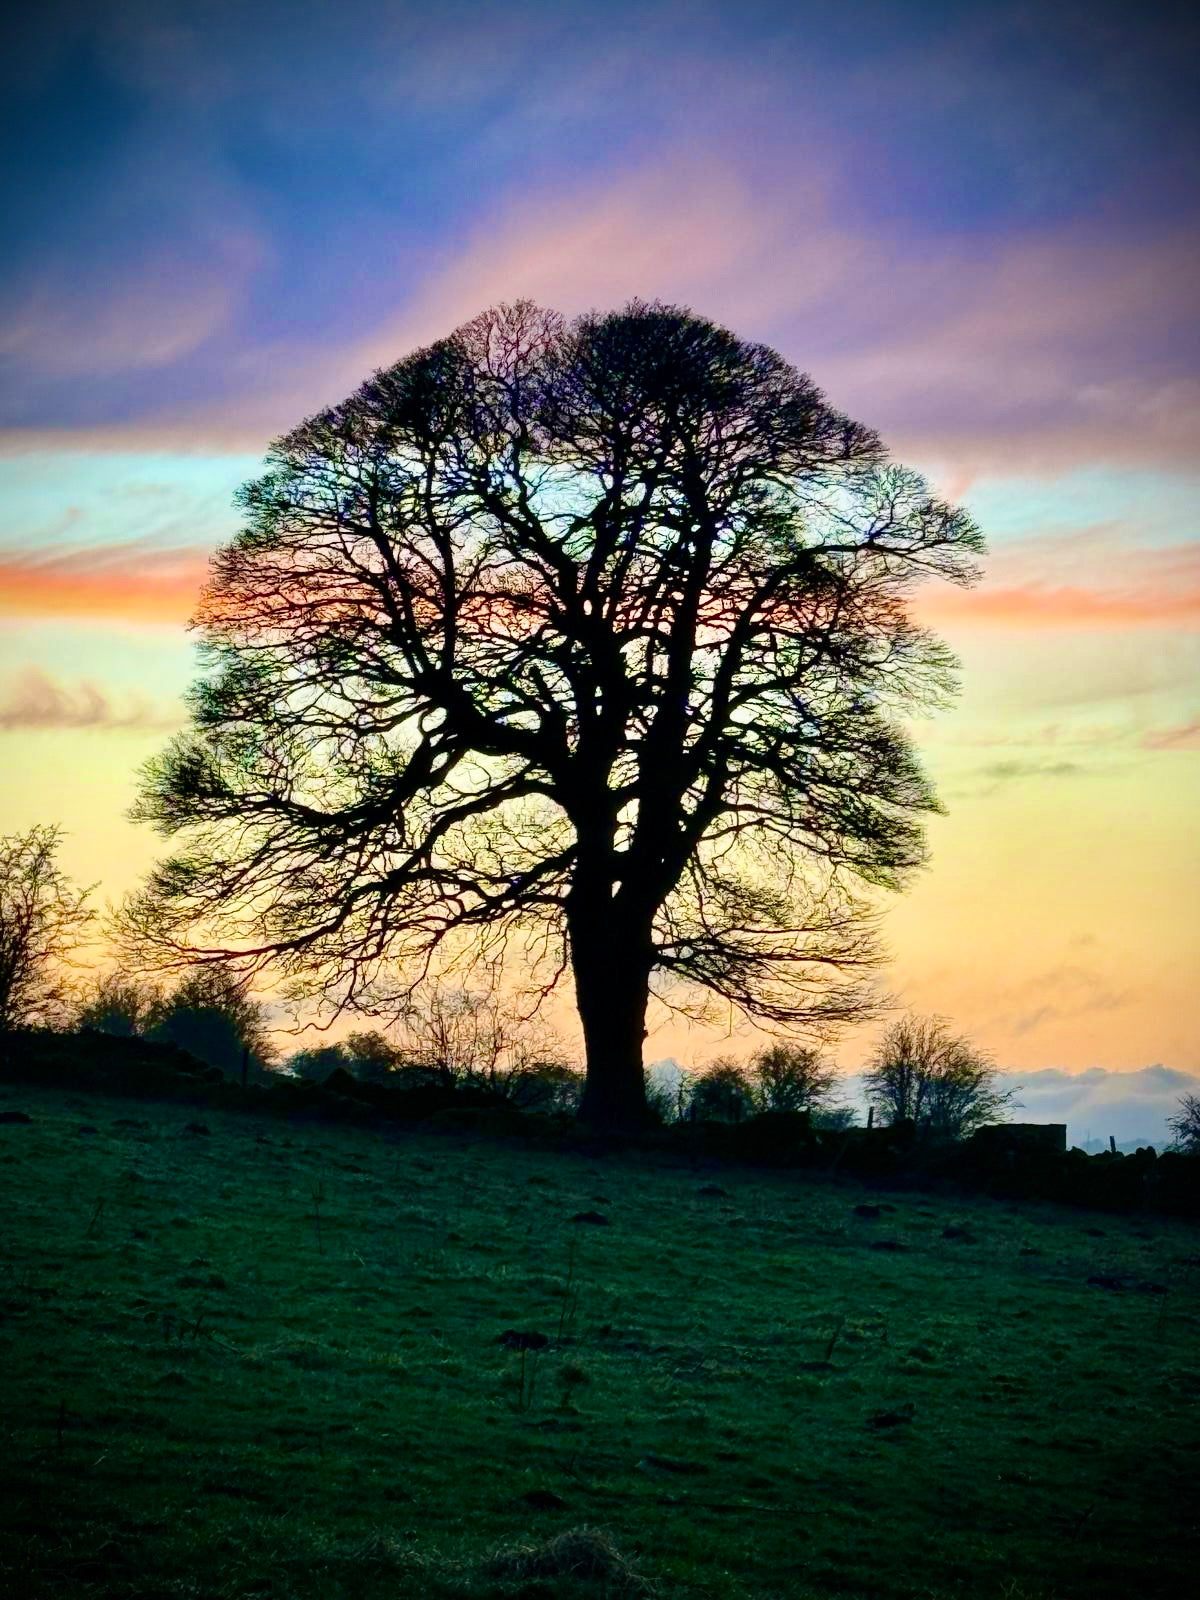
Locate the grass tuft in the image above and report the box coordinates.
[485,1525,650,1594]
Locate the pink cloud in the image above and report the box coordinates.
[353,161,851,361]
[1,155,1195,482]
[0,160,856,453]
[0,666,181,731]
[350,163,1200,476]
[1141,718,1200,750]
[917,530,1200,631]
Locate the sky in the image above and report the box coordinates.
[1,0,1197,1115]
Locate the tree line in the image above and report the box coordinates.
[5,820,1200,1151]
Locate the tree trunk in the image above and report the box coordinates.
[572,917,653,1131]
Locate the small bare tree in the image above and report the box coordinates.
[394,984,577,1106]
[0,825,94,1031]
[750,1041,836,1113]
[1167,1092,1200,1155]
[864,1014,1011,1140]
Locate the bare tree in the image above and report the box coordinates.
[1167,1092,1200,1155]
[393,984,575,1104]
[0,825,94,1031]
[750,1041,837,1114]
[864,1014,1011,1140]
[283,989,577,1106]
[393,986,507,1088]
[124,301,982,1128]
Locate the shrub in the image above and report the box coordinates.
[686,1057,755,1123]
[148,967,275,1079]
[75,972,164,1038]
[750,1041,836,1114]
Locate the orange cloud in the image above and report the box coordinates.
[915,536,1200,631]
[917,581,1200,630]
[0,541,210,624]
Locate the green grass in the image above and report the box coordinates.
[1,1081,1197,1599]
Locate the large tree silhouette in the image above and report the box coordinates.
[127,301,982,1128]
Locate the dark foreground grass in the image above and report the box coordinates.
[0,1081,1196,1599]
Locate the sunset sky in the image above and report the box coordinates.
[1,1,1197,1105]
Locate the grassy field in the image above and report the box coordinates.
[1,1080,1197,1599]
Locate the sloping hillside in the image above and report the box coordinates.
[1,1080,1197,1598]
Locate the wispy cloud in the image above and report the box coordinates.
[0,538,210,623]
[0,665,181,731]
[3,153,1196,482]
[977,759,1082,786]
[917,535,1200,632]
[350,168,1196,468]
[345,169,1200,477]
[987,965,1139,1053]
[817,232,1200,475]
[1141,718,1200,750]
[0,228,262,380]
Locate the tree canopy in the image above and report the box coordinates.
[126,300,983,1127]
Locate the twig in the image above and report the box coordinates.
[556,1238,580,1348]
[311,1176,325,1254]
[1069,1505,1094,1541]
[824,1314,847,1363]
